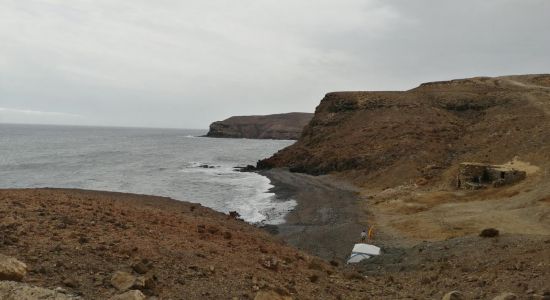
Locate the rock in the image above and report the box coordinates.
[111,271,137,291]
[234,165,257,172]
[62,278,79,288]
[479,228,500,238]
[254,290,293,300]
[259,256,279,271]
[442,290,463,300]
[0,281,80,299]
[492,292,517,300]
[131,260,152,275]
[0,254,27,281]
[109,290,146,300]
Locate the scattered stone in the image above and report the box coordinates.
[62,278,79,288]
[0,254,27,281]
[0,281,80,299]
[254,290,292,300]
[111,271,137,291]
[442,290,463,300]
[479,228,500,238]
[132,259,152,275]
[109,290,146,300]
[207,226,219,234]
[492,292,517,300]
[259,257,279,271]
[308,274,319,283]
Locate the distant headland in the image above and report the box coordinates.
[205,112,313,140]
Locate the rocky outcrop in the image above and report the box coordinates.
[258,74,550,187]
[0,254,27,281]
[206,112,313,140]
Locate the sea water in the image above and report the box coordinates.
[0,124,296,224]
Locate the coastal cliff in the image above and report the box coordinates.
[206,112,312,140]
[258,74,550,187]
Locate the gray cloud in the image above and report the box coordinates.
[1,0,549,128]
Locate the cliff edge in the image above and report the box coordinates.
[206,112,313,140]
[258,74,550,187]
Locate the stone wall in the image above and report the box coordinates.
[457,163,526,189]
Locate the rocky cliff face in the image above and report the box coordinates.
[258,75,550,187]
[206,112,313,140]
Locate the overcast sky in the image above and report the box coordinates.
[1,0,549,128]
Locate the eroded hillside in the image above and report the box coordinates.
[258,75,550,244]
[259,75,550,188]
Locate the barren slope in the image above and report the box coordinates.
[258,74,550,244]
[259,74,550,187]
[0,188,390,299]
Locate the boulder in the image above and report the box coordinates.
[109,290,146,300]
[254,290,293,300]
[442,291,463,300]
[0,281,80,299]
[0,254,27,281]
[62,278,79,288]
[111,271,136,291]
[131,260,152,275]
[479,228,500,238]
[492,293,517,300]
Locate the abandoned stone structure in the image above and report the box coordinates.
[456,162,526,190]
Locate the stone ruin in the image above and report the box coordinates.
[456,162,526,190]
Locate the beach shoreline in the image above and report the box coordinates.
[260,169,365,262]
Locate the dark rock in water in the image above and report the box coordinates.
[206,112,313,140]
[479,228,499,238]
[199,164,215,169]
[234,165,257,172]
[228,211,241,220]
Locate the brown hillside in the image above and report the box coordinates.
[258,74,550,188]
[0,189,380,299]
[206,112,313,140]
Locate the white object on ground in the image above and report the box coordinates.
[347,253,371,263]
[346,243,381,264]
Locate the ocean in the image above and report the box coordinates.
[0,124,296,224]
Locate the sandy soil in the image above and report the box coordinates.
[363,159,550,246]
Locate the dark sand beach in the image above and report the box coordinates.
[261,169,365,262]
